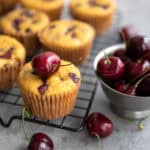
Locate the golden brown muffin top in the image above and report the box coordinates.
[0,35,26,67]
[0,9,49,36]
[39,20,95,49]
[70,0,116,17]
[20,0,64,11]
[18,60,81,95]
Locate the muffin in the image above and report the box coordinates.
[39,20,95,65]
[0,0,17,15]
[0,35,26,90]
[0,9,49,56]
[20,0,64,20]
[70,0,116,35]
[18,52,81,120]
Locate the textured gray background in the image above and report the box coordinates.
[0,0,150,150]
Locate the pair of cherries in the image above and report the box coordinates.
[97,26,150,96]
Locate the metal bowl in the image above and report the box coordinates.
[93,44,150,120]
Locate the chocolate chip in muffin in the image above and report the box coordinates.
[12,18,23,31]
[0,47,14,59]
[65,25,77,35]
[38,83,48,94]
[69,72,80,84]
[21,10,34,18]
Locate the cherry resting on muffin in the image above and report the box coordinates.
[32,52,61,78]
[28,133,54,150]
[119,25,139,42]
[86,112,113,138]
[126,36,150,60]
[97,56,125,81]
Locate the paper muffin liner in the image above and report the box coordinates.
[39,36,95,65]
[70,9,115,35]
[0,0,17,15]
[19,82,81,120]
[0,60,24,90]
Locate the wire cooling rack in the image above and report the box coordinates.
[0,9,121,132]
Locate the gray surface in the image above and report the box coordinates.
[0,0,150,150]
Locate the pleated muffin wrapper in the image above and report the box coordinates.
[39,34,95,66]
[0,60,24,90]
[19,82,81,120]
[0,0,17,15]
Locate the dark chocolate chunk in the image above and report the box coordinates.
[69,72,80,84]
[38,83,48,94]
[12,18,23,31]
[0,47,14,59]
[65,25,77,35]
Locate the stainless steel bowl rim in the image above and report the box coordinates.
[93,43,150,99]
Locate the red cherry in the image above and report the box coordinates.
[119,25,139,42]
[113,48,127,62]
[32,52,61,78]
[144,52,150,61]
[28,133,54,150]
[126,36,150,60]
[115,81,128,93]
[126,60,150,80]
[86,112,113,138]
[136,74,150,96]
[97,56,125,81]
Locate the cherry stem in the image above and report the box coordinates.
[137,119,145,130]
[129,69,150,86]
[60,63,72,67]
[95,134,102,150]
[104,52,111,65]
[22,107,30,142]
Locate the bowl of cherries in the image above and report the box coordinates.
[93,26,150,120]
